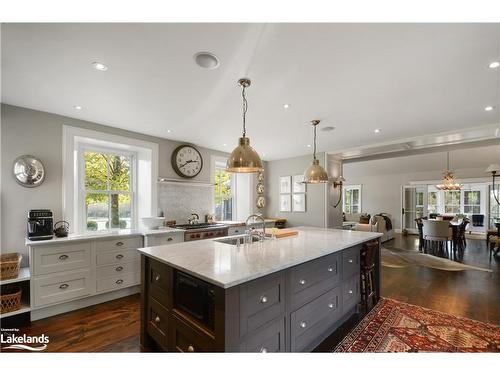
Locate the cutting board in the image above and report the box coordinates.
[265,228,299,238]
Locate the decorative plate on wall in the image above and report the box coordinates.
[256,196,266,208]
[12,155,46,188]
[257,182,264,194]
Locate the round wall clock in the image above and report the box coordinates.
[171,145,203,178]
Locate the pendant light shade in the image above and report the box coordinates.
[303,120,329,184]
[226,78,263,173]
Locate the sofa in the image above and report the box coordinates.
[353,214,394,243]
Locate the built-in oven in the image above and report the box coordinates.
[173,270,215,329]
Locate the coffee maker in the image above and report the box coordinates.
[27,209,53,241]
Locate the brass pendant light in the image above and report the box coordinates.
[303,120,329,184]
[226,78,263,173]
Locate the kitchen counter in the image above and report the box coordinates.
[138,226,382,288]
[25,227,186,246]
[215,219,276,227]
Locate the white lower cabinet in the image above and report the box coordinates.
[33,269,93,307]
[96,272,140,293]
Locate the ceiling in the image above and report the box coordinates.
[2,23,500,160]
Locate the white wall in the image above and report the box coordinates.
[342,143,500,230]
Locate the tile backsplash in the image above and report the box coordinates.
[158,183,213,224]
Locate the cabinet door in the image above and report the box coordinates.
[147,297,169,350]
[171,315,215,352]
[238,317,285,353]
[33,269,93,307]
[32,242,91,276]
[342,246,360,280]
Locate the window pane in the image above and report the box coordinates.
[86,193,109,231]
[109,193,132,229]
[214,168,232,221]
[109,155,131,191]
[352,189,359,205]
[85,151,108,190]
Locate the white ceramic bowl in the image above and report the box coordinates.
[141,217,165,229]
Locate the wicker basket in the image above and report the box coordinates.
[0,253,22,281]
[1,285,22,314]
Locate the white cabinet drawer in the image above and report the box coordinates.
[95,236,142,252]
[228,226,246,236]
[96,248,139,266]
[96,272,140,293]
[97,261,140,279]
[33,242,91,276]
[33,269,93,307]
[146,232,184,246]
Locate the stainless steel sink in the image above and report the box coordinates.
[214,235,265,245]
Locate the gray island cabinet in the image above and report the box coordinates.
[138,227,382,352]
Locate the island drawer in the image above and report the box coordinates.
[239,271,285,336]
[147,258,171,306]
[290,286,341,352]
[146,232,184,246]
[228,225,246,236]
[171,314,215,352]
[147,296,169,350]
[342,245,360,280]
[238,317,285,352]
[33,269,93,307]
[288,252,340,310]
[33,242,91,276]
[96,248,139,266]
[96,261,139,279]
[342,274,360,312]
[96,272,140,293]
[95,236,143,252]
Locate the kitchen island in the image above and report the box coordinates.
[138,226,382,352]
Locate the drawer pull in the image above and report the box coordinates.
[348,258,353,263]
[59,283,69,289]
[115,266,124,272]
[300,321,307,329]
[167,237,173,241]
[299,279,306,285]
[328,303,334,309]
[116,241,124,246]
[327,265,334,272]
[260,295,268,303]
[348,289,353,294]
[116,279,124,284]
[155,275,161,282]
[154,315,161,324]
[58,254,69,260]
[187,345,195,352]
[260,347,268,353]
[116,254,124,259]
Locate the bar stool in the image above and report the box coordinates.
[360,241,378,313]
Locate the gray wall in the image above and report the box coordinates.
[342,143,500,230]
[0,104,228,261]
[264,153,327,228]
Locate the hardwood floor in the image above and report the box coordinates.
[2,234,498,352]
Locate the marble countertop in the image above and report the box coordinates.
[26,227,185,246]
[138,226,382,288]
[215,219,277,227]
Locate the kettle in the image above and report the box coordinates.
[53,221,69,238]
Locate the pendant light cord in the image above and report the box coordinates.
[242,84,248,137]
[313,124,317,160]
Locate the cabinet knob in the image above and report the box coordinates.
[154,315,160,324]
[116,241,124,246]
[328,303,334,309]
[260,295,268,303]
[116,254,124,259]
[260,347,268,353]
[155,275,161,282]
[59,254,69,260]
[59,283,69,289]
[187,345,195,352]
[300,321,307,328]
[116,279,124,284]
[299,279,306,285]
[327,266,334,272]
[348,258,353,263]
[167,237,173,241]
[348,289,353,294]
[116,266,124,272]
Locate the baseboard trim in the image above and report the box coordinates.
[30,286,140,321]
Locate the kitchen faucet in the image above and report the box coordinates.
[188,213,199,225]
[245,214,266,242]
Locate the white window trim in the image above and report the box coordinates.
[63,125,158,234]
[343,184,362,214]
[211,155,236,220]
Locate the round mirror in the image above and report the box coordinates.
[12,155,46,188]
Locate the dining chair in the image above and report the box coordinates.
[422,219,453,257]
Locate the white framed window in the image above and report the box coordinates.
[343,185,361,214]
[463,190,481,215]
[63,126,158,234]
[212,157,235,221]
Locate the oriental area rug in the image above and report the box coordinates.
[334,298,500,352]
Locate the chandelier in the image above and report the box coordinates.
[436,152,462,191]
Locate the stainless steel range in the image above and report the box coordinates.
[171,223,229,242]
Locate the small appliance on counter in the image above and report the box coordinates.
[53,220,69,238]
[27,209,53,241]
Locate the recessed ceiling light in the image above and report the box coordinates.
[321,126,335,132]
[73,105,82,110]
[283,104,290,109]
[194,52,220,69]
[307,144,311,148]
[223,143,227,146]
[489,61,500,69]
[485,106,495,111]
[92,61,108,71]
[374,128,381,133]
[167,129,172,133]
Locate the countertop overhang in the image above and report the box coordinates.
[138,226,382,288]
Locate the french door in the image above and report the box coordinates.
[402,185,427,234]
